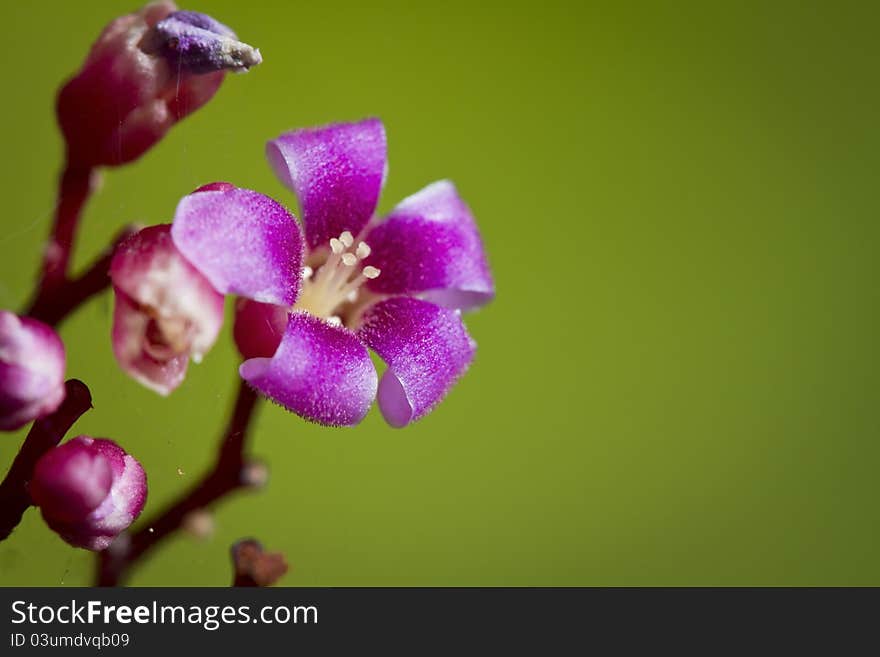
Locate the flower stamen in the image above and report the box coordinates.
[293,233,381,322]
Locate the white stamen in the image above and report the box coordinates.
[294,238,382,323]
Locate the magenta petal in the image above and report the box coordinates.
[364,181,494,311]
[266,118,387,250]
[171,185,304,306]
[240,312,377,427]
[358,297,476,428]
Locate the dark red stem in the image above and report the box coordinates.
[0,380,93,541]
[96,381,261,586]
[26,224,138,326]
[34,164,95,291]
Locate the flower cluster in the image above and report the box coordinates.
[111,118,494,427]
[1,2,258,554]
[1,0,492,574]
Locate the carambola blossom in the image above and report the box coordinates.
[109,119,492,426]
[57,1,261,169]
[0,311,66,431]
[29,436,147,551]
[172,119,494,427]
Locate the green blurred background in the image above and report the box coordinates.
[1,0,878,585]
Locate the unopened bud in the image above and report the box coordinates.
[56,2,262,169]
[0,311,66,431]
[30,436,147,551]
[233,298,290,360]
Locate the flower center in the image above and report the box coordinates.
[293,231,380,325]
[143,314,195,362]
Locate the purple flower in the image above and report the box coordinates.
[57,2,261,169]
[0,311,66,431]
[29,436,147,551]
[109,224,224,395]
[171,119,493,427]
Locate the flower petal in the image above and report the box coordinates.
[240,312,377,427]
[111,290,189,396]
[364,180,494,311]
[109,224,225,359]
[266,118,387,249]
[171,185,304,306]
[358,297,476,428]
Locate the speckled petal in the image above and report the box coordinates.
[240,311,377,427]
[171,185,304,306]
[266,118,387,249]
[364,180,494,311]
[358,297,476,428]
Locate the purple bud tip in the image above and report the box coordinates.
[142,10,262,74]
[0,311,66,431]
[30,436,147,552]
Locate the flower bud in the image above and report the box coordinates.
[110,225,224,395]
[56,2,261,169]
[29,436,147,551]
[233,298,289,360]
[0,311,66,431]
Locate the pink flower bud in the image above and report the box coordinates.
[0,311,66,431]
[56,2,261,169]
[110,225,224,395]
[30,436,147,551]
[233,298,289,360]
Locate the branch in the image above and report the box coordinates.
[96,380,263,586]
[32,164,96,294]
[26,225,138,327]
[0,380,93,541]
